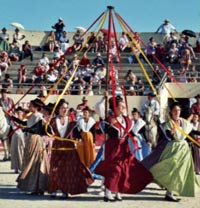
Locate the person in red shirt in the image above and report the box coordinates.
[191,94,200,116]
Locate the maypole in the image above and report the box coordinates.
[105,5,115,118]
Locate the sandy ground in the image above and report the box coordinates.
[0,152,200,208]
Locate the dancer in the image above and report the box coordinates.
[95,96,153,202]
[146,102,200,202]
[190,113,200,174]
[14,98,49,195]
[129,108,151,160]
[10,106,26,173]
[48,99,93,199]
[75,106,96,168]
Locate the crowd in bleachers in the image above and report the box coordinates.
[0,18,200,96]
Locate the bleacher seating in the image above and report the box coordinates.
[2,31,200,95]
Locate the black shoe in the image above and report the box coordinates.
[103,196,116,202]
[115,196,123,201]
[50,195,56,199]
[165,195,180,202]
[59,193,68,199]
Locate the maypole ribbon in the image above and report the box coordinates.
[115,13,176,100]
[115,12,185,92]
[44,12,108,145]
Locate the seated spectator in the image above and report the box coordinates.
[96,36,106,53]
[109,41,119,63]
[72,30,84,52]
[71,54,80,70]
[118,32,129,51]
[152,65,162,86]
[22,40,33,61]
[1,73,13,93]
[135,78,145,95]
[166,42,179,63]
[85,84,94,96]
[86,32,97,53]
[13,28,25,51]
[45,31,56,52]
[187,65,198,82]
[124,69,137,84]
[145,37,157,62]
[92,53,105,71]
[18,64,27,87]
[79,53,91,71]
[0,51,11,73]
[179,47,192,70]
[32,63,46,83]
[71,74,86,95]
[164,32,178,50]
[177,67,187,83]
[39,52,50,66]
[128,41,141,64]
[59,31,69,53]
[90,72,101,94]
[9,40,21,61]
[52,18,66,41]
[45,67,59,84]
[155,43,166,63]
[0,27,10,52]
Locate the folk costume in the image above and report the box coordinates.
[76,116,96,168]
[148,118,200,197]
[17,110,50,194]
[95,114,153,194]
[48,116,94,195]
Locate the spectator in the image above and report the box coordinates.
[12,28,25,51]
[167,42,179,64]
[1,73,13,93]
[32,63,46,83]
[155,43,166,63]
[39,52,50,67]
[86,32,97,53]
[118,32,129,51]
[45,67,59,84]
[79,53,91,69]
[45,31,56,52]
[164,32,178,50]
[52,18,66,41]
[22,40,33,61]
[135,78,145,95]
[156,19,178,37]
[152,65,163,86]
[72,30,84,52]
[187,65,198,82]
[191,94,200,116]
[0,51,11,73]
[96,36,106,53]
[177,67,187,83]
[92,53,105,71]
[0,27,10,52]
[18,64,27,87]
[146,37,157,62]
[9,40,21,61]
[109,41,119,63]
[179,47,192,70]
[59,31,69,53]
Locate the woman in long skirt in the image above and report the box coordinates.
[95,96,153,202]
